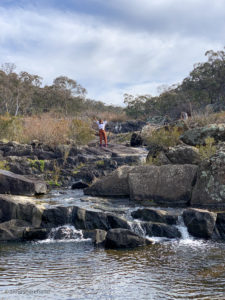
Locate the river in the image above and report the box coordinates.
[0,190,225,300]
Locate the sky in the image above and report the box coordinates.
[0,0,225,106]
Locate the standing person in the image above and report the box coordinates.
[95,118,108,147]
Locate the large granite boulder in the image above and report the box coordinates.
[131,208,178,225]
[84,166,133,197]
[180,124,225,146]
[0,219,31,241]
[182,208,217,239]
[105,228,152,249]
[129,164,198,205]
[0,195,44,227]
[141,222,181,239]
[72,206,130,231]
[0,170,47,195]
[41,206,72,228]
[191,144,225,207]
[165,145,201,165]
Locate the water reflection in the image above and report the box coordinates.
[0,240,225,300]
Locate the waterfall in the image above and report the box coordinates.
[38,225,91,244]
[128,220,145,237]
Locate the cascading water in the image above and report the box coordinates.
[38,225,90,244]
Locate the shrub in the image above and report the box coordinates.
[144,126,182,148]
[197,137,216,160]
[0,115,23,141]
[69,118,95,145]
[0,160,10,171]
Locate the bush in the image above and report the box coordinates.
[144,126,182,148]
[69,118,95,145]
[197,137,216,160]
[0,115,23,141]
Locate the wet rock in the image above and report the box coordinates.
[141,222,181,239]
[82,229,107,245]
[41,207,72,228]
[0,219,31,241]
[106,214,131,230]
[105,228,152,249]
[131,208,178,225]
[23,227,50,241]
[51,226,82,240]
[165,145,201,165]
[0,195,44,227]
[182,208,217,239]
[72,207,109,230]
[71,180,89,189]
[180,124,225,146]
[72,207,130,231]
[129,164,198,205]
[191,144,225,207]
[0,170,47,195]
[215,212,225,240]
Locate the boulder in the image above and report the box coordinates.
[215,212,225,240]
[72,206,130,231]
[0,170,47,195]
[82,229,107,245]
[141,222,181,239]
[0,195,44,227]
[84,166,133,197]
[131,208,178,225]
[71,180,89,189]
[129,164,198,205]
[130,133,143,147]
[191,144,225,207]
[165,145,201,165]
[41,206,72,228]
[105,228,152,249]
[23,227,50,241]
[182,208,217,239]
[180,124,225,146]
[0,219,30,241]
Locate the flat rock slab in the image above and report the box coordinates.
[0,194,44,227]
[0,169,47,195]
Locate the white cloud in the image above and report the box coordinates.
[0,2,224,105]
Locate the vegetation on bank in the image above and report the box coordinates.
[0,47,225,147]
[124,48,225,120]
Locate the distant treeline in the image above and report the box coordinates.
[124,48,225,119]
[1,48,225,120]
[0,63,123,117]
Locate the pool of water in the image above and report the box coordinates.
[0,190,225,300]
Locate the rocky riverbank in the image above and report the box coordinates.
[0,121,225,247]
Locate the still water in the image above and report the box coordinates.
[0,190,225,300]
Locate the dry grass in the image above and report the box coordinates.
[187,110,225,127]
[22,114,70,145]
[0,113,95,146]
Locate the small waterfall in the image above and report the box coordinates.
[38,225,90,244]
[128,220,145,237]
[176,215,191,240]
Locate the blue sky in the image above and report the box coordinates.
[0,0,225,105]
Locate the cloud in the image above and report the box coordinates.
[0,1,224,105]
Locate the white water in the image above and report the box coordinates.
[37,225,91,244]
